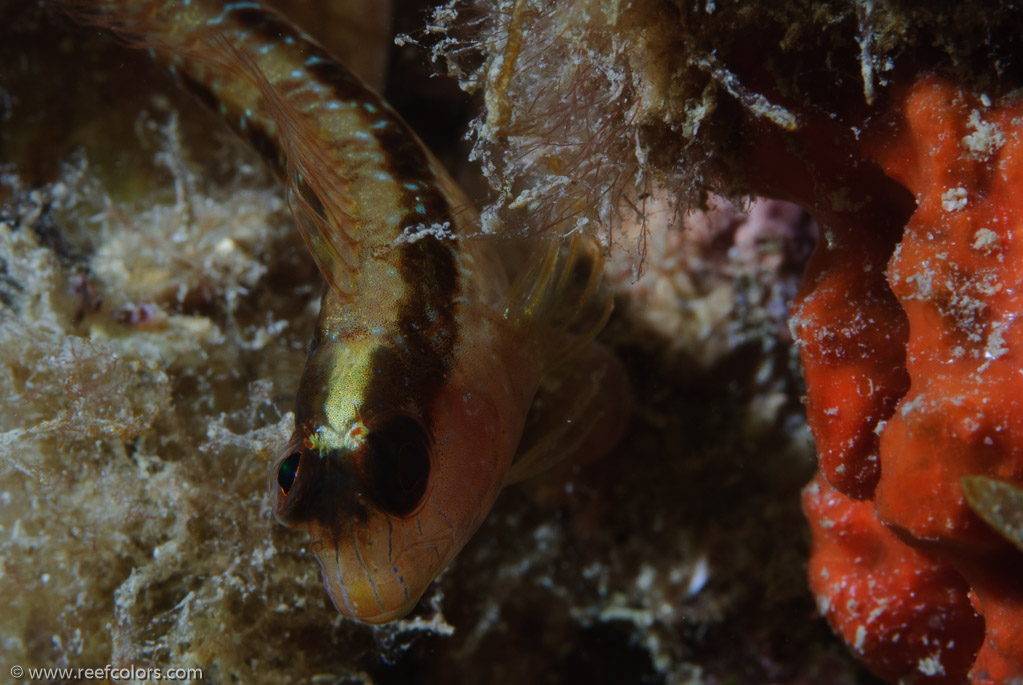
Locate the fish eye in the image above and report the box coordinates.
[277,451,302,495]
[364,415,431,517]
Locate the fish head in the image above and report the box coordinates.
[271,310,538,623]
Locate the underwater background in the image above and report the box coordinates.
[4,1,1022,683]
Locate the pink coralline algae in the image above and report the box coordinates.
[796,77,1023,683]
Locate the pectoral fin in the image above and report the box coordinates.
[501,233,613,370]
[504,340,628,486]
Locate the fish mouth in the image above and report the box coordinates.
[308,527,421,625]
[330,600,415,626]
[317,555,419,625]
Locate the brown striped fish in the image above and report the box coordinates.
[69,0,620,624]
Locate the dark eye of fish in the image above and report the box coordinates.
[365,416,431,517]
[277,452,302,495]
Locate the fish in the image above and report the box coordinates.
[66,0,623,623]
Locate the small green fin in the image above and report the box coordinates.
[961,474,1023,552]
[504,340,628,486]
[501,233,613,370]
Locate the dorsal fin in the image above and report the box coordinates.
[223,37,361,299]
[59,0,394,300]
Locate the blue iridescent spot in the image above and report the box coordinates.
[370,119,389,130]
[212,1,260,25]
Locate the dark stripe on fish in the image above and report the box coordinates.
[177,71,221,113]
[230,5,294,43]
[244,124,286,173]
[305,56,372,107]
[371,115,436,188]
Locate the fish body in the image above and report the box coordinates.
[70,0,616,624]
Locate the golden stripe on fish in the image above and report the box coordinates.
[69,0,622,625]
